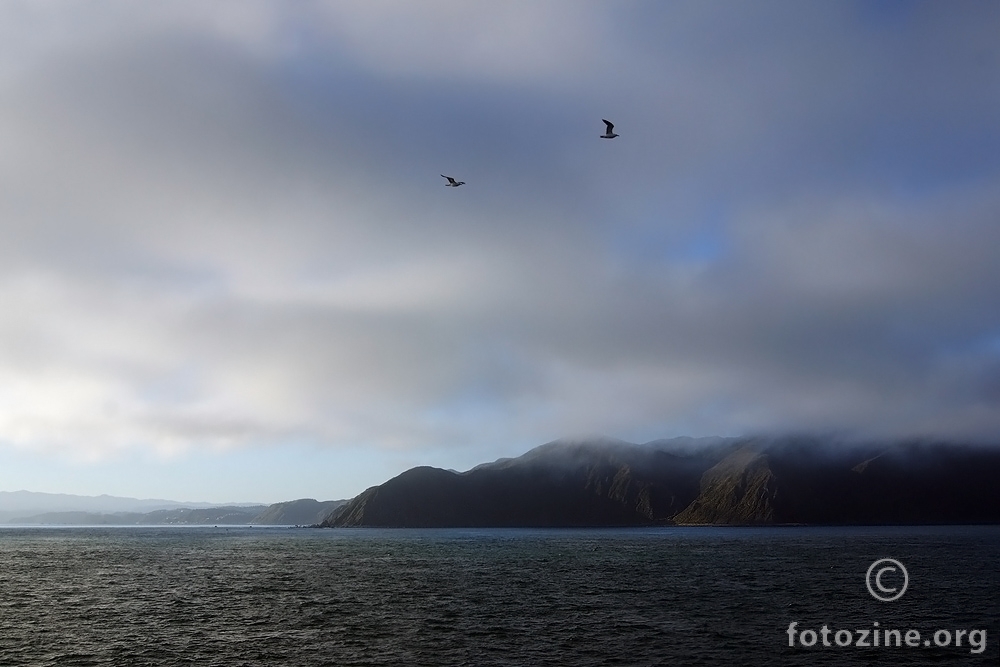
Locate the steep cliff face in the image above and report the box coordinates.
[676,440,1000,525]
[673,448,778,524]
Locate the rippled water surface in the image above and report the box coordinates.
[0,526,996,666]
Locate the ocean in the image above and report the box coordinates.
[0,525,996,666]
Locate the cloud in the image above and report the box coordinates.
[1,1,999,468]
[308,1,610,85]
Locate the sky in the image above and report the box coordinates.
[1,1,999,504]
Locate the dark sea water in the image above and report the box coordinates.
[0,526,996,666]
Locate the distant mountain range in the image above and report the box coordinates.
[322,436,1000,527]
[0,493,347,526]
[0,490,229,516]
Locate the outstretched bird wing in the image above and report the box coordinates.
[602,119,615,133]
[441,174,457,185]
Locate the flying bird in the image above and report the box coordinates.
[441,175,465,187]
[600,119,618,139]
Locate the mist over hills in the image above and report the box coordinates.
[323,436,1000,527]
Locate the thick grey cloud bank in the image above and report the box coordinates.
[1,1,999,465]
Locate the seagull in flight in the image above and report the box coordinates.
[600,119,619,139]
[441,174,466,187]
